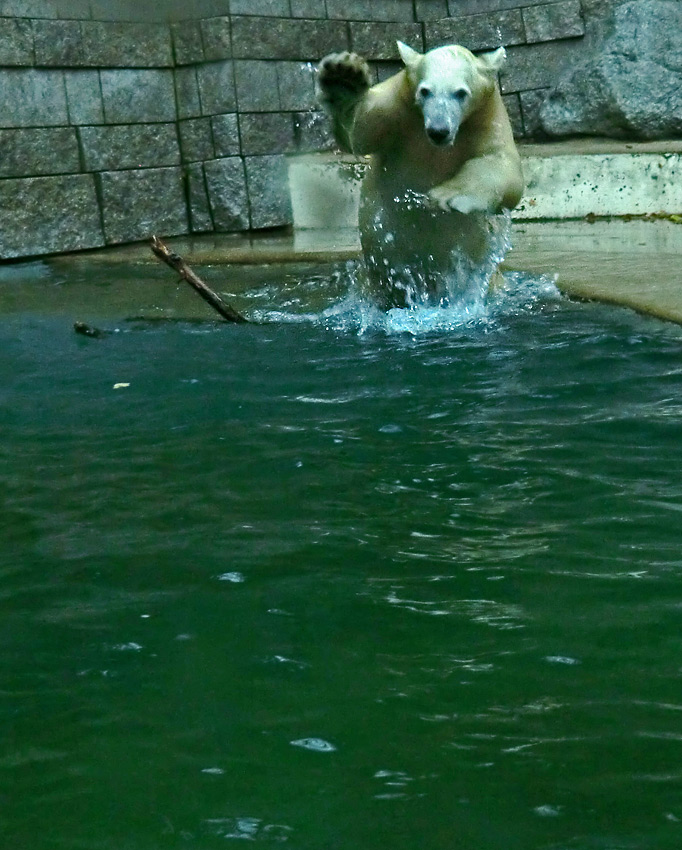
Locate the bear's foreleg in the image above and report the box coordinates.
[317,52,372,153]
[428,153,523,214]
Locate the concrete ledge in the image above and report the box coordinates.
[505,218,682,325]
[45,138,682,326]
[45,218,682,327]
[288,140,682,229]
[517,141,682,219]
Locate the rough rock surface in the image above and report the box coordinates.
[540,0,682,140]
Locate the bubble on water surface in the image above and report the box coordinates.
[290,737,337,752]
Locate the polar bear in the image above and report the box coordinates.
[317,42,524,309]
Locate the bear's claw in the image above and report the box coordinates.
[446,194,485,214]
[317,52,372,103]
[428,188,489,215]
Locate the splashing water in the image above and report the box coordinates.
[341,201,560,333]
[319,271,558,335]
[356,193,515,310]
[248,204,560,335]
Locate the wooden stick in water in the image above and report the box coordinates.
[150,235,248,324]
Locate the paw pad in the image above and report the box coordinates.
[318,52,372,101]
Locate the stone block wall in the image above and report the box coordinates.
[0,0,594,260]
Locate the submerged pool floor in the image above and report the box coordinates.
[1,227,682,849]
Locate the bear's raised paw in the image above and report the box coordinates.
[317,52,372,105]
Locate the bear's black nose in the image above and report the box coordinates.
[426,126,450,144]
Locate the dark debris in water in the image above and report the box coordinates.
[73,321,107,338]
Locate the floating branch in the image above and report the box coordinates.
[150,235,248,324]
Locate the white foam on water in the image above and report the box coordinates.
[316,270,562,336]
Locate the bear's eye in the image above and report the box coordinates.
[452,88,469,101]
[417,85,432,99]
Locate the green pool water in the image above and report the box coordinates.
[2,259,682,850]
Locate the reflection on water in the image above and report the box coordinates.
[1,258,682,849]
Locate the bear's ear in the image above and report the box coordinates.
[477,46,507,74]
[397,41,422,72]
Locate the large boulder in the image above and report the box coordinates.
[540,0,682,140]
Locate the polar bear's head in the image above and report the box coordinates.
[397,42,506,148]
